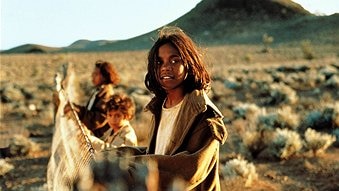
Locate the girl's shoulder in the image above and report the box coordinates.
[98,84,115,98]
[184,90,223,118]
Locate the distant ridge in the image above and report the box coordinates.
[2,44,61,54]
[65,39,116,50]
[2,0,338,54]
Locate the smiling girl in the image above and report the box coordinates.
[120,26,228,190]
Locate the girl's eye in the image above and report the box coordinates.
[170,58,182,64]
[156,60,162,65]
[155,57,182,66]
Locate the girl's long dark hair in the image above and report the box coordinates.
[145,26,211,99]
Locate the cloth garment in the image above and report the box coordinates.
[101,121,138,147]
[117,90,227,191]
[155,99,183,154]
[87,121,138,152]
[74,84,114,137]
[87,89,99,110]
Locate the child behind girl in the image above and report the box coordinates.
[89,93,138,151]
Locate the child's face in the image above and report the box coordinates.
[156,43,187,92]
[92,68,103,86]
[107,109,125,128]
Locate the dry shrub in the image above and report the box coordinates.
[284,70,325,90]
[256,106,300,131]
[245,72,274,85]
[303,104,339,131]
[232,103,265,155]
[262,33,274,53]
[271,128,303,160]
[304,128,336,156]
[325,75,339,88]
[242,130,274,158]
[276,106,300,130]
[232,104,302,158]
[232,105,274,158]
[220,157,258,188]
[298,96,319,111]
[301,40,315,60]
[232,103,262,124]
[240,106,299,157]
[0,159,14,176]
[267,83,298,105]
[3,134,40,157]
[242,131,261,151]
[269,71,286,83]
[211,79,235,104]
[257,112,278,130]
[319,65,338,79]
[223,77,242,90]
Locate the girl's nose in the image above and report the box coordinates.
[161,61,172,71]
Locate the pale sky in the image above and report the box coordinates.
[1,0,338,50]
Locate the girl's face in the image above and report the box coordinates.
[92,68,103,86]
[107,109,125,128]
[156,43,187,92]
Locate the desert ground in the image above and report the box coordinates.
[1,43,338,190]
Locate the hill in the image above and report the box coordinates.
[1,44,61,54]
[63,39,117,51]
[2,0,338,54]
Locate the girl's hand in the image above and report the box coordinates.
[63,101,72,115]
[63,102,80,116]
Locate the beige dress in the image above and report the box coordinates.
[101,121,138,147]
[89,121,138,152]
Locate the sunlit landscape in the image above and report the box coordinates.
[1,0,339,190]
[1,41,338,190]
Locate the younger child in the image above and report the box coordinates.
[89,93,138,151]
[102,93,138,147]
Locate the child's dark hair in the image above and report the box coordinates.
[95,60,120,85]
[144,26,211,99]
[107,94,135,120]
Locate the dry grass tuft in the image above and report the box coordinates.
[304,128,336,156]
[221,157,258,188]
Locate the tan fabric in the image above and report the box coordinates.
[102,121,138,147]
[75,84,114,137]
[125,90,227,190]
[88,133,105,151]
[87,122,138,152]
